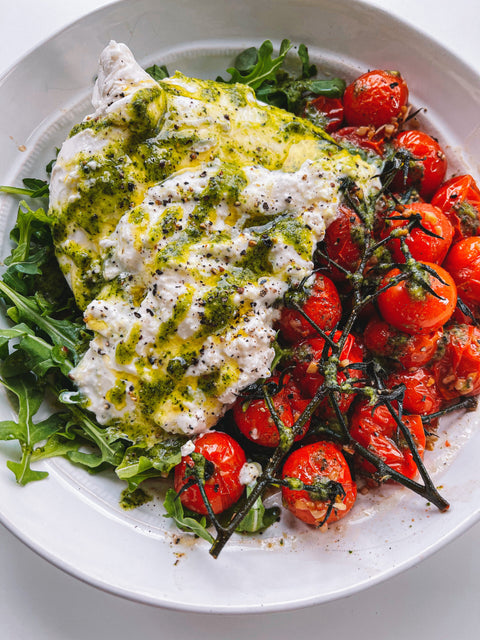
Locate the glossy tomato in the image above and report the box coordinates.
[174,432,246,515]
[393,130,447,199]
[292,331,364,419]
[386,368,444,414]
[333,126,385,156]
[431,174,480,241]
[320,204,364,281]
[343,70,409,129]
[381,201,453,264]
[282,441,357,526]
[232,375,308,448]
[443,236,480,314]
[377,262,457,334]
[433,325,480,400]
[363,316,442,368]
[303,96,344,132]
[278,272,342,343]
[350,401,426,479]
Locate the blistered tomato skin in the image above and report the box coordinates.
[386,368,444,414]
[393,130,447,199]
[381,202,453,265]
[377,262,457,334]
[174,432,246,515]
[303,96,344,132]
[433,325,480,400]
[443,236,480,314]
[343,70,409,129]
[282,442,357,526]
[333,126,385,156]
[363,316,442,368]
[278,273,342,343]
[320,204,364,281]
[431,174,480,241]
[350,401,426,479]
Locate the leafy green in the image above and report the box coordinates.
[116,436,185,490]
[235,485,280,533]
[0,178,49,198]
[163,488,214,544]
[218,39,345,113]
[146,64,170,82]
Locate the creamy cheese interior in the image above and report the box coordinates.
[48,41,380,445]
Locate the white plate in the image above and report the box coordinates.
[0,0,480,614]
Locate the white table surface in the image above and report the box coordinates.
[1,1,479,638]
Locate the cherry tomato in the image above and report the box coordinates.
[343,69,409,129]
[392,130,447,199]
[174,432,246,515]
[386,368,444,414]
[282,441,357,526]
[350,401,426,479]
[333,126,385,156]
[292,331,364,419]
[278,273,342,343]
[302,96,344,132]
[363,316,442,368]
[320,204,364,281]
[232,375,308,448]
[377,262,457,334]
[433,325,480,400]
[381,202,453,264]
[443,236,480,314]
[431,174,480,241]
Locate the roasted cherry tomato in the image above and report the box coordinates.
[386,368,444,414]
[174,432,246,515]
[377,262,457,334]
[320,204,364,281]
[343,69,409,129]
[431,174,480,241]
[443,236,480,315]
[350,401,426,479]
[292,331,364,419]
[381,201,453,264]
[363,316,442,368]
[278,272,342,343]
[232,375,308,448]
[282,441,357,526]
[433,325,480,400]
[333,126,385,156]
[303,96,344,132]
[393,130,447,199]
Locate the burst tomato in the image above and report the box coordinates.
[431,174,480,241]
[350,401,426,479]
[303,96,344,132]
[232,375,308,448]
[393,130,447,199]
[282,441,357,526]
[174,432,246,515]
[386,368,444,414]
[363,316,442,368]
[343,70,409,129]
[333,126,385,156]
[320,204,364,281]
[433,325,480,400]
[292,331,364,419]
[381,201,453,264]
[278,272,342,343]
[377,262,457,334]
[443,236,480,314]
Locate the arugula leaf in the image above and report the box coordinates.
[235,485,280,533]
[0,374,65,484]
[163,488,214,544]
[146,64,170,82]
[0,178,49,198]
[220,39,292,90]
[219,39,345,114]
[116,436,185,490]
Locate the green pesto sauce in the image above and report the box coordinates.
[116,323,142,365]
[120,486,153,510]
